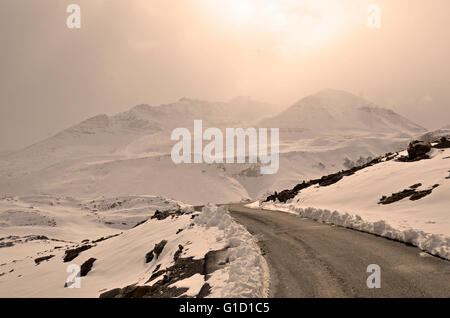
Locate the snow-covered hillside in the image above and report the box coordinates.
[0,196,268,297]
[249,144,450,260]
[261,89,425,136]
[419,124,450,143]
[0,90,426,204]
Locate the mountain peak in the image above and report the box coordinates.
[177,97,207,104]
[295,89,374,111]
[230,96,252,103]
[261,89,425,135]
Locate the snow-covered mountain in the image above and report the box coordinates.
[419,124,450,142]
[0,90,427,204]
[261,89,425,136]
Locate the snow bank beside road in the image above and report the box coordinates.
[196,204,269,298]
[0,196,268,298]
[249,148,450,260]
[254,201,450,260]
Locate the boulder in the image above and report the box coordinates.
[407,140,432,160]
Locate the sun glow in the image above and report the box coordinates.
[198,0,358,51]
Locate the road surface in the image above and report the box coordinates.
[228,204,450,298]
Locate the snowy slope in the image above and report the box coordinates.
[247,89,427,198]
[419,124,450,142]
[249,146,450,260]
[0,91,426,204]
[261,89,425,136]
[0,196,269,298]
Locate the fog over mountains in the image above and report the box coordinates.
[262,89,425,135]
[0,89,434,204]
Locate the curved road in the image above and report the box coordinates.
[228,204,450,298]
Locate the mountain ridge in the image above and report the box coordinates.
[0,89,429,204]
[260,89,426,136]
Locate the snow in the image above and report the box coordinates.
[0,91,425,204]
[170,273,205,297]
[261,89,425,135]
[0,197,269,298]
[249,147,450,260]
[195,204,270,298]
[419,124,450,142]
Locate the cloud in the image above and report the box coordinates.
[1,0,449,149]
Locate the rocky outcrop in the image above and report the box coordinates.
[145,240,168,263]
[434,137,450,149]
[100,248,229,298]
[151,209,187,221]
[63,245,92,262]
[266,157,383,203]
[34,255,55,265]
[80,258,96,276]
[379,184,439,205]
[407,140,432,160]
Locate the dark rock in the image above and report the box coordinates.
[385,153,396,161]
[99,288,121,298]
[410,190,433,201]
[319,174,343,187]
[380,184,438,204]
[275,189,298,203]
[80,258,96,277]
[103,247,230,298]
[148,269,165,282]
[92,233,121,244]
[197,283,211,298]
[63,245,92,262]
[132,219,148,228]
[145,240,168,263]
[434,137,450,149]
[154,240,167,258]
[108,256,205,298]
[151,210,169,220]
[152,209,188,221]
[145,251,154,263]
[0,242,14,248]
[407,140,432,160]
[174,245,184,262]
[265,155,383,202]
[112,285,189,298]
[153,264,161,273]
[379,189,416,205]
[34,255,55,265]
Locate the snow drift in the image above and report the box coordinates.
[249,146,450,260]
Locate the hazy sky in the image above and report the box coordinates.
[1,0,449,150]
